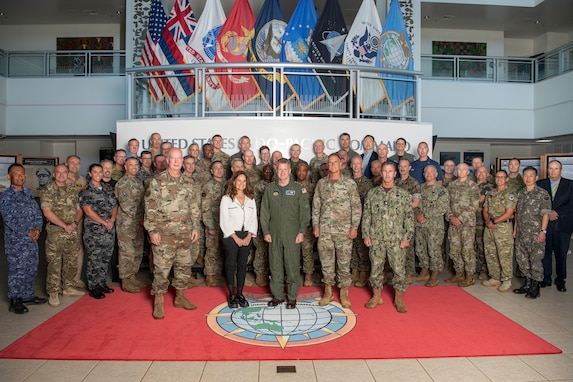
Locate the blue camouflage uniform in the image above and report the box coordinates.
[0,185,43,300]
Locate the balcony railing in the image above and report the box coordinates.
[127,62,422,121]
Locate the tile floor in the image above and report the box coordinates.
[0,243,572,381]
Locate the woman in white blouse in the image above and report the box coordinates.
[219,171,258,308]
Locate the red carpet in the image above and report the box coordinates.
[0,285,561,361]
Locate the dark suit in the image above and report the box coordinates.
[361,151,378,179]
[537,176,573,288]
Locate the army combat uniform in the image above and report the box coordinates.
[395,175,421,278]
[201,178,226,278]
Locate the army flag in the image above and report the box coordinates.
[182,0,227,110]
[156,0,197,105]
[378,0,415,111]
[281,0,325,110]
[308,0,349,105]
[140,0,169,102]
[215,0,260,110]
[250,0,289,110]
[342,0,385,111]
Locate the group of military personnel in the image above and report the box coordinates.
[2,132,570,317]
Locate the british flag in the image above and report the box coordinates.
[140,0,169,102]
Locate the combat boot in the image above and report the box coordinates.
[256,273,270,287]
[355,271,369,288]
[319,285,333,306]
[340,287,351,308]
[445,271,464,283]
[365,289,383,309]
[425,270,440,287]
[406,274,414,285]
[513,278,531,294]
[459,273,475,287]
[9,299,28,314]
[187,275,203,287]
[351,268,359,284]
[48,293,60,307]
[121,275,142,293]
[482,278,501,287]
[394,290,407,313]
[525,280,540,299]
[153,294,164,319]
[205,275,218,287]
[497,280,512,292]
[174,289,197,310]
[478,271,488,281]
[303,273,313,287]
[414,268,429,282]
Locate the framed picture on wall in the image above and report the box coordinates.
[22,157,59,198]
[0,154,22,193]
[463,151,484,167]
[496,156,541,175]
[540,153,573,179]
[439,152,461,165]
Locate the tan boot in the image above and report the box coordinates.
[205,275,218,287]
[478,271,488,281]
[303,273,313,287]
[394,290,407,313]
[256,273,269,287]
[355,271,369,288]
[340,287,351,308]
[406,274,414,285]
[319,285,333,306]
[497,280,512,292]
[445,271,464,284]
[174,289,197,310]
[459,274,475,287]
[122,275,142,293]
[351,268,359,284]
[131,275,148,288]
[48,292,60,307]
[365,289,383,309]
[153,294,164,319]
[187,275,203,287]
[414,268,429,282]
[482,278,501,287]
[425,270,440,287]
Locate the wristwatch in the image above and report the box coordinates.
[540,229,547,234]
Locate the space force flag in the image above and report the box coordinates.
[182,0,228,110]
[342,0,385,111]
[308,0,349,105]
[281,0,325,110]
[250,0,290,110]
[215,0,260,110]
[378,0,415,111]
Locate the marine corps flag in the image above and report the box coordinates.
[281,0,325,110]
[182,0,228,110]
[378,0,415,111]
[308,0,349,105]
[342,0,385,111]
[250,0,289,110]
[215,0,260,110]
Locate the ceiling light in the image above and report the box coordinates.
[535,139,553,143]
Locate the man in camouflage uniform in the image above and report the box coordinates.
[337,149,353,178]
[512,166,551,298]
[65,155,87,290]
[350,156,373,287]
[40,164,84,307]
[295,163,316,286]
[395,158,421,284]
[289,144,308,176]
[149,132,162,158]
[339,132,359,164]
[507,158,525,192]
[363,162,414,312]
[115,157,146,293]
[482,170,517,292]
[475,166,494,280]
[445,163,480,287]
[243,149,262,185]
[201,160,226,287]
[442,160,457,187]
[211,134,230,176]
[0,164,46,314]
[137,150,154,184]
[309,139,328,184]
[253,164,274,286]
[196,143,214,185]
[145,148,200,319]
[111,149,126,181]
[313,153,362,308]
[182,155,205,284]
[370,160,382,187]
[414,165,450,287]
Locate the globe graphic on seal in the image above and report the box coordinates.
[231,304,332,336]
[381,33,407,69]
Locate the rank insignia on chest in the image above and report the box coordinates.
[273,191,279,196]
[286,190,295,196]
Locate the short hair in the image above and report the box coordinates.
[100,159,113,166]
[66,155,81,162]
[398,158,411,165]
[259,145,270,153]
[277,158,290,167]
[548,159,562,169]
[381,161,397,171]
[128,138,138,144]
[231,157,243,166]
[153,154,165,163]
[328,153,341,160]
[88,163,102,173]
[523,166,537,175]
[497,169,508,177]
[125,157,140,165]
[8,163,25,173]
[183,155,195,163]
[396,137,407,144]
[202,143,212,149]
[509,158,521,165]
[210,160,223,170]
[140,150,152,158]
[339,132,350,139]
[115,149,127,155]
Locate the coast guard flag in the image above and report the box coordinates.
[250,0,289,110]
[342,0,385,111]
[182,0,227,110]
[281,0,325,109]
[140,0,169,102]
[308,0,349,105]
[156,0,197,105]
[378,0,415,111]
[215,0,260,110]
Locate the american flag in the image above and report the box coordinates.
[140,0,169,102]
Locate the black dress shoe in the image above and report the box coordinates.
[267,298,282,307]
[557,285,567,292]
[9,299,29,314]
[23,296,48,305]
[89,288,105,299]
[101,285,115,294]
[236,295,249,308]
[286,299,297,309]
[228,294,238,309]
[539,281,551,288]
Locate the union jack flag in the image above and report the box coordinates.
[165,0,197,44]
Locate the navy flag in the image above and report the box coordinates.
[378,0,415,111]
[308,0,349,105]
[281,0,325,110]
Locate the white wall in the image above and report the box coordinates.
[0,24,121,51]
[533,32,572,55]
[534,70,573,138]
[504,39,535,57]
[421,28,505,56]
